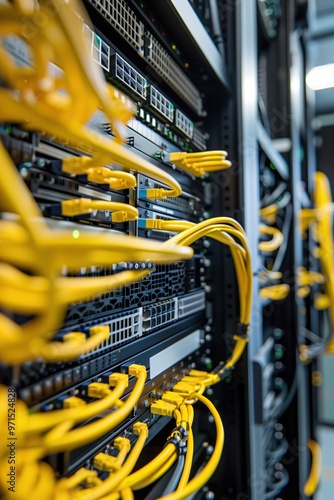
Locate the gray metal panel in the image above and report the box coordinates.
[315,88,334,114]
[308,36,334,67]
[291,31,309,500]
[236,1,263,498]
[168,0,230,87]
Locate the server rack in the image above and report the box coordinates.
[0,0,317,499]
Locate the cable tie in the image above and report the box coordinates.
[171,425,189,440]
[236,322,249,339]
[212,363,234,381]
[212,361,225,374]
[164,436,187,455]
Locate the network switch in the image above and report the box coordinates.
[0,0,250,498]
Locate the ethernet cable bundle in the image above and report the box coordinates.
[0,0,252,498]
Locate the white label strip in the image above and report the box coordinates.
[78,186,111,201]
[150,330,201,379]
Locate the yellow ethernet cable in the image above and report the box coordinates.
[0,143,193,364]
[169,151,232,177]
[304,439,322,496]
[75,423,148,500]
[177,405,194,492]
[0,0,182,199]
[23,365,147,455]
[37,326,111,363]
[0,265,143,316]
[86,168,136,191]
[25,373,129,434]
[260,284,290,301]
[0,441,87,499]
[120,489,134,500]
[0,369,140,494]
[59,468,102,491]
[98,395,222,500]
[119,405,192,493]
[260,204,279,224]
[299,172,334,360]
[259,225,284,253]
[156,393,224,500]
[86,404,190,499]
[143,217,253,378]
[94,437,131,472]
[61,199,138,222]
[297,267,325,299]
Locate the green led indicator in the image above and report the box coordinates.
[72,229,80,239]
[207,363,213,370]
[274,347,284,360]
[269,162,276,170]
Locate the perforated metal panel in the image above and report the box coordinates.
[146,33,202,114]
[90,0,144,53]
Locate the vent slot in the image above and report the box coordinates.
[175,109,194,139]
[110,53,147,99]
[178,291,206,318]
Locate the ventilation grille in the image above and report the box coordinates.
[175,109,194,139]
[178,290,206,318]
[111,53,147,99]
[83,24,110,71]
[164,195,194,211]
[146,33,202,114]
[193,127,207,151]
[88,0,202,114]
[81,309,142,358]
[90,0,144,53]
[143,298,177,331]
[148,86,174,122]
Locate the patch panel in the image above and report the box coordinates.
[80,30,206,149]
[0,23,206,155]
[109,53,147,100]
[14,319,205,407]
[17,320,205,410]
[89,0,145,54]
[83,23,110,71]
[175,109,195,140]
[137,174,203,218]
[17,163,131,229]
[137,209,178,240]
[147,85,175,123]
[144,32,202,115]
[58,337,204,475]
[88,0,202,114]
[130,105,207,152]
[193,126,208,151]
[33,287,204,390]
